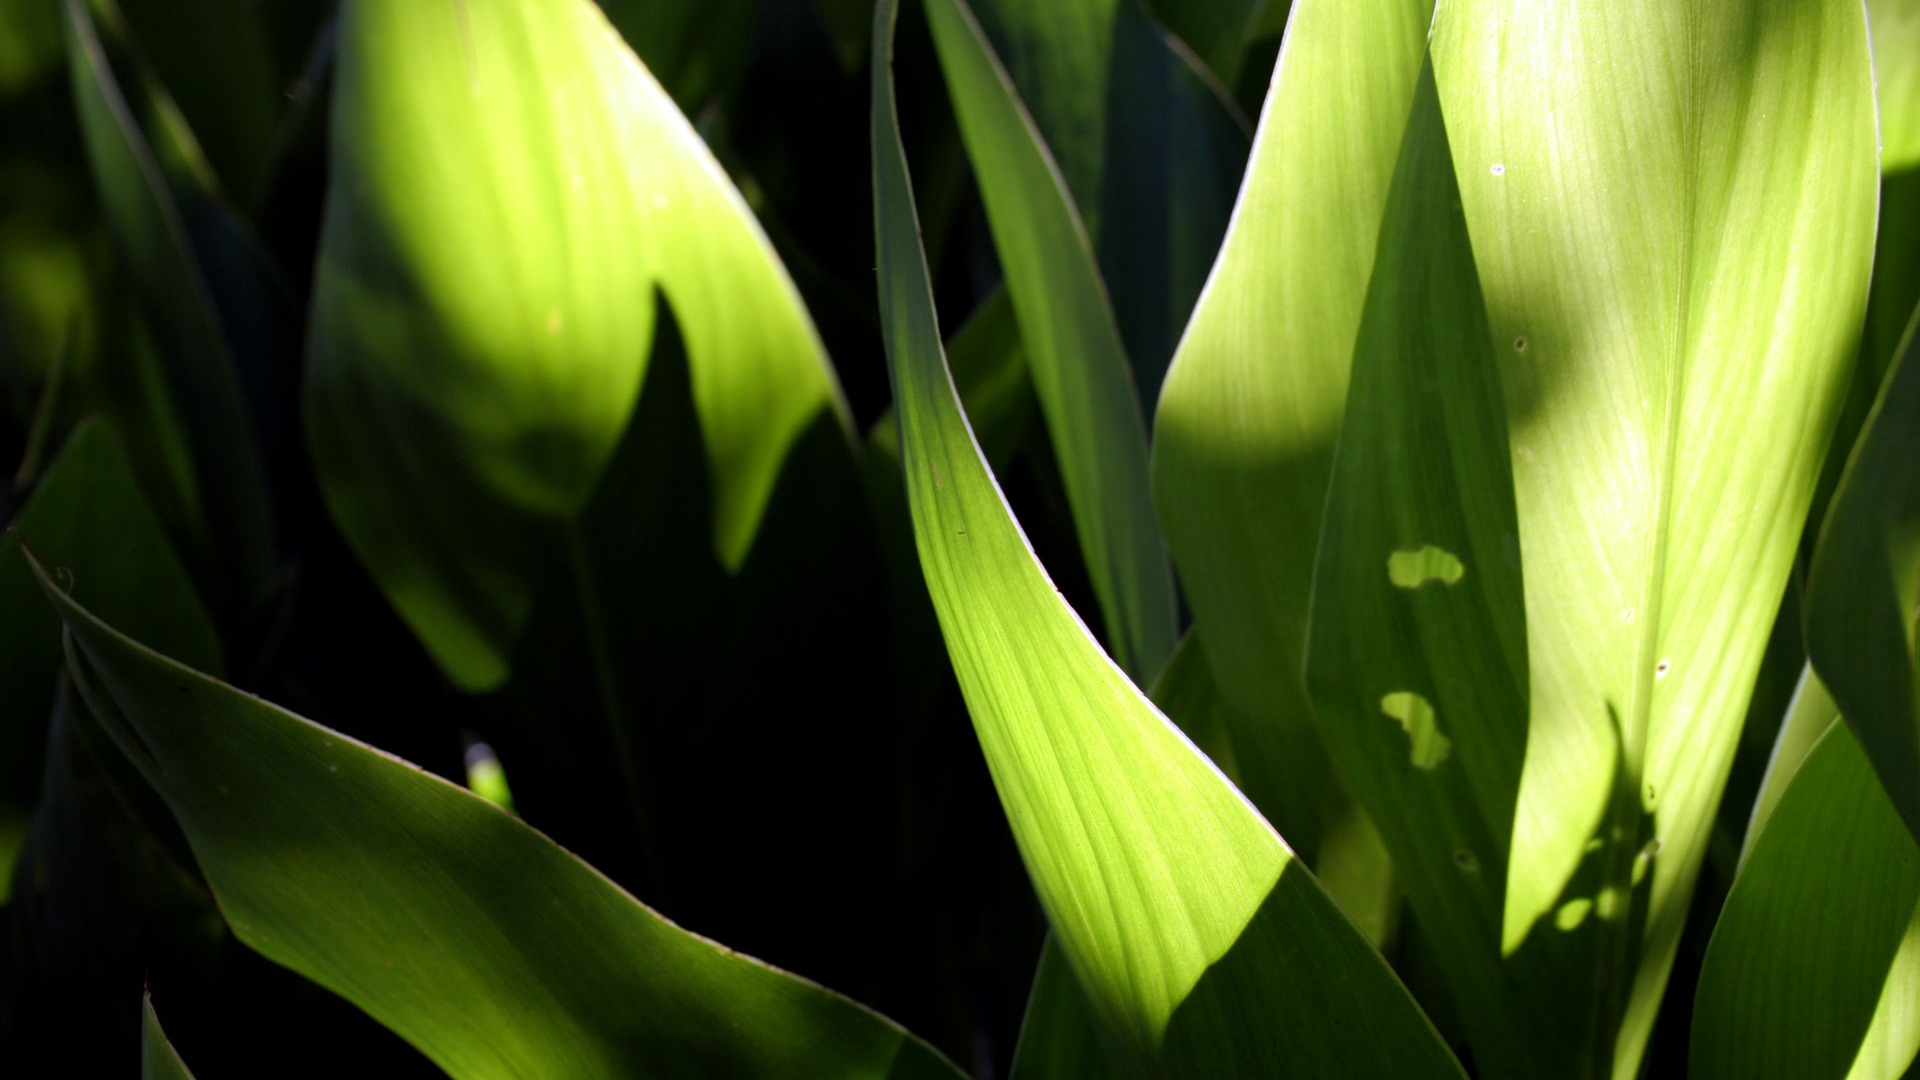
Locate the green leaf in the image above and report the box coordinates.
[1690,719,1920,1080]
[143,992,198,1080]
[1305,61,1587,1076]
[33,552,966,1080]
[307,0,848,690]
[873,2,1461,1072]
[964,0,1250,398]
[1740,666,1841,866]
[1873,0,1920,173]
[922,0,1176,681]
[0,419,219,896]
[1007,941,1108,1080]
[1428,0,1878,1070]
[1807,302,1920,847]
[61,0,275,619]
[1150,0,1427,897]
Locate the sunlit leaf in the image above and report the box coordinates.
[873,2,1461,1071]
[34,552,967,1080]
[923,0,1175,681]
[307,0,847,689]
[1429,0,1877,1071]
[1150,0,1427,898]
[1305,62,1586,1076]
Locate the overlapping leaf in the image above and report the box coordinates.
[142,993,198,1080]
[873,2,1461,1072]
[60,0,274,619]
[922,0,1175,681]
[307,0,847,689]
[1691,719,1920,1079]
[1150,0,1427,892]
[1807,303,1920,847]
[1429,1,1877,1071]
[35,553,965,1080]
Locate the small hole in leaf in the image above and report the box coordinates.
[1387,547,1465,588]
[1513,336,1528,352]
[1490,163,1506,176]
[1381,691,1451,769]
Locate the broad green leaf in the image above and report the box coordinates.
[34,553,966,1080]
[1691,720,1920,1080]
[61,0,274,620]
[1430,1,1877,1071]
[1741,666,1841,866]
[1874,0,1920,173]
[1150,0,1427,881]
[1305,62,1589,1077]
[873,3,1461,1072]
[1807,303,1920,846]
[965,0,1249,397]
[0,419,218,895]
[143,993,198,1080]
[922,0,1175,681]
[308,0,847,690]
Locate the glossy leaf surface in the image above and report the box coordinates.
[36,554,964,1080]
[873,3,1461,1072]
[307,0,845,689]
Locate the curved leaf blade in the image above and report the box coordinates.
[34,553,964,1080]
[874,3,1461,1073]
[308,0,847,689]
[1430,1,1877,1068]
[1807,303,1920,847]
[1691,719,1920,1079]
[923,0,1175,681]
[1149,0,1430,860]
[60,0,274,617]
[142,992,198,1080]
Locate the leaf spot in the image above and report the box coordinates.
[1381,691,1451,769]
[1654,659,1671,679]
[1453,849,1480,872]
[1513,336,1528,352]
[1387,546,1465,588]
[1490,163,1506,176]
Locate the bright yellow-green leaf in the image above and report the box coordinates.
[35,553,966,1080]
[923,0,1175,681]
[1691,720,1920,1079]
[1306,62,1592,1077]
[873,2,1461,1072]
[1807,303,1920,847]
[1429,1,1877,1072]
[307,0,847,689]
[1873,0,1920,173]
[1149,0,1426,906]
